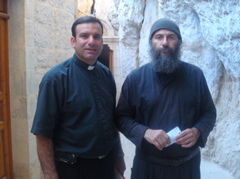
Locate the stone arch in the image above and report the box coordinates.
[100,19,116,37]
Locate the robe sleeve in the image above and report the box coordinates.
[116,76,149,148]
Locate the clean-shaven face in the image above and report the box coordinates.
[70,22,103,65]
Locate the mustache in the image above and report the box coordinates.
[156,47,174,55]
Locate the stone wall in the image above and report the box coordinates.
[8,0,76,178]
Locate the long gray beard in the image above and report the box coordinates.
[150,43,181,74]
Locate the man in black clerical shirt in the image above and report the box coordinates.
[116,18,216,179]
[31,16,125,179]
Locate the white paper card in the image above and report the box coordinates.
[166,126,181,147]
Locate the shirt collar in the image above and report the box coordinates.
[73,54,96,71]
[87,65,95,70]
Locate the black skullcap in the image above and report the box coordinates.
[149,18,182,43]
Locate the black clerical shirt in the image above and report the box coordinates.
[31,54,119,158]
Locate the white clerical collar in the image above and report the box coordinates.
[87,65,95,70]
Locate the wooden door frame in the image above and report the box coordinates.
[0,0,14,178]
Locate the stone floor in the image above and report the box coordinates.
[201,159,234,179]
[120,135,235,179]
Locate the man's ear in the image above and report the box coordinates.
[70,36,75,48]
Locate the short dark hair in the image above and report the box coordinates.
[71,16,104,38]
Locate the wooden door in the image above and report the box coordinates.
[0,0,14,178]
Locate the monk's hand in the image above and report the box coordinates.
[175,127,200,148]
[144,129,170,151]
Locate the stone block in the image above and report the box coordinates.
[12,138,29,163]
[25,19,35,47]
[10,96,27,119]
[35,1,55,25]
[25,47,37,69]
[34,23,56,48]
[28,135,37,161]
[11,118,28,141]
